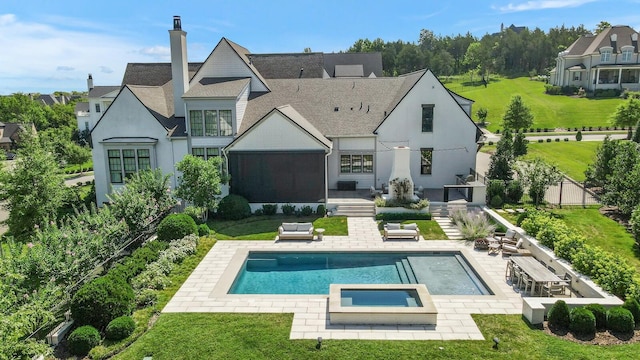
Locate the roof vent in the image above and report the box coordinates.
[334,107,339,112]
[173,16,182,30]
[299,67,304,78]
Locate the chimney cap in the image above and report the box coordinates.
[173,16,182,30]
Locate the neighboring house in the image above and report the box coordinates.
[0,121,36,152]
[550,26,640,91]
[76,74,120,133]
[36,93,70,106]
[91,16,482,207]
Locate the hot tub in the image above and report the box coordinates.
[329,284,437,325]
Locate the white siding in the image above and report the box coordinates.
[235,83,250,132]
[91,87,185,205]
[228,111,327,151]
[328,137,376,189]
[191,40,268,92]
[376,70,477,189]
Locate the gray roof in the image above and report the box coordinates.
[241,74,423,137]
[126,84,186,137]
[88,86,120,98]
[323,53,383,77]
[335,64,364,77]
[37,94,58,106]
[75,102,90,112]
[121,63,203,86]
[566,26,639,56]
[250,53,325,79]
[0,122,26,143]
[183,77,250,98]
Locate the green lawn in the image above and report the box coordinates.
[208,216,348,240]
[444,76,622,133]
[115,312,640,360]
[378,220,448,240]
[481,141,601,182]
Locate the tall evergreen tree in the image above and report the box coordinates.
[513,130,528,157]
[502,95,534,131]
[487,129,514,181]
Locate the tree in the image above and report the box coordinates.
[601,142,640,216]
[584,136,621,187]
[487,129,514,181]
[175,155,222,221]
[610,98,640,128]
[594,21,611,34]
[513,130,528,157]
[516,158,563,205]
[502,95,534,130]
[0,134,69,239]
[476,107,488,126]
[633,120,640,144]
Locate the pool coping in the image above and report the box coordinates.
[211,247,506,301]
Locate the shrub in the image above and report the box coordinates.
[375,213,431,221]
[584,304,607,329]
[537,139,543,143]
[623,298,640,325]
[631,205,640,243]
[488,141,494,145]
[547,300,570,329]
[254,209,263,216]
[71,276,135,329]
[281,203,296,215]
[157,213,197,241]
[554,138,560,142]
[105,315,136,340]
[607,307,635,333]
[554,234,586,261]
[544,84,562,95]
[490,194,503,208]
[300,205,314,216]
[316,204,326,216]
[546,138,552,142]
[569,307,596,335]
[505,180,524,203]
[576,131,582,141]
[67,325,101,356]
[564,138,569,142]
[217,194,251,220]
[183,206,205,224]
[486,179,506,203]
[108,241,168,282]
[135,288,158,307]
[198,223,211,236]
[261,204,278,216]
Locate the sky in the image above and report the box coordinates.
[1,0,639,95]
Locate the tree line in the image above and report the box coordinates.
[346,24,592,77]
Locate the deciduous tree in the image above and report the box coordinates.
[516,158,563,205]
[175,155,222,221]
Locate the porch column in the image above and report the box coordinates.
[618,68,623,86]
[595,68,600,90]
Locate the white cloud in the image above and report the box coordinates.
[138,45,171,61]
[0,14,168,94]
[497,0,598,13]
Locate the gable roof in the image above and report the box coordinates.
[75,102,90,113]
[0,122,29,144]
[323,53,383,77]
[183,77,250,98]
[88,86,121,98]
[565,26,639,56]
[121,62,203,86]
[250,53,325,79]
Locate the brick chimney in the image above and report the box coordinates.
[169,16,189,117]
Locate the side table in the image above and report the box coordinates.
[316,228,325,241]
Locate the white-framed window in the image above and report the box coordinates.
[189,109,233,136]
[573,73,582,81]
[95,103,101,113]
[340,154,373,173]
[600,48,612,62]
[107,148,151,184]
[421,104,434,132]
[420,148,433,175]
[622,48,633,62]
[191,147,227,176]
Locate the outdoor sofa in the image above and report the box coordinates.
[384,223,420,241]
[277,222,315,240]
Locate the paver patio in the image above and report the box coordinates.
[163,217,524,340]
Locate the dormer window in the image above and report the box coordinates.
[600,48,612,62]
[622,47,633,62]
[189,109,233,137]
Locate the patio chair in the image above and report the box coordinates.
[370,186,383,198]
[501,238,525,256]
[499,229,518,245]
[542,281,569,297]
[518,273,534,295]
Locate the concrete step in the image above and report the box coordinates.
[332,203,375,217]
[434,216,464,240]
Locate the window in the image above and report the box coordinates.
[107,148,152,184]
[189,109,233,136]
[340,154,374,173]
[84,121,89,130]
[191,147,221,160]
[600,49,612,62]
[420,148,433,175]
[421,104,434,132]
[622,48,633,62]
[95,103,101,113]
[573,73,582,81]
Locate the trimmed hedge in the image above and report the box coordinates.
[623,298,640,325]
[316,204,326,216]
[198,223,211,236]
[71,276,135,330]
[547,300,570,329]
[261,204,278,216]
[157,213,197,241]
[584,303,607,330]
[108,241,168,282]
[375,213,432,221]
[569,307,596,335]
[67,325,101,356]
[105,315,136,341]
[217,194,251,220]
[607,306,635,333]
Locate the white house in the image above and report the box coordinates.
[550,26,640,92]
[76,75,120,133]
[91,16,482,207]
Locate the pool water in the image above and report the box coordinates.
[341,289,423,307]
[228,252,491,295]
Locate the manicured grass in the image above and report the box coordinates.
[378,220,448,240]
[444,76,622,133]
[481,141,601,182]
[63,160,93,174]
[521,142,600,181]
[115,312,640,359]
[208,216,348,240]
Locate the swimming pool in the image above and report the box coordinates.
[228,251,492,295]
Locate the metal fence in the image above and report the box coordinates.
[471,169,599,207]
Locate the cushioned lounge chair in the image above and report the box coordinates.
[384,223,420,240]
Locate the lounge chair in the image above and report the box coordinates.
[502,238,530,256]
[499,229,518,245]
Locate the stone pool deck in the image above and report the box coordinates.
[163,217,523,341]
